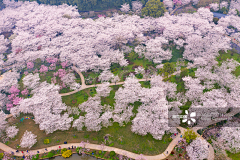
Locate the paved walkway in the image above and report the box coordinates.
[0,127,188,159]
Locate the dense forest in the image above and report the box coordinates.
[3,0,149,11]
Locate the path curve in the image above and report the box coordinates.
[0,127,185,159]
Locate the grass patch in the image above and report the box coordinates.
[101,85,122,108]
[216,49,240,65]
[226,150,240,160]
[7,114,171,155]
[61,90,89,107]
[139,81,151,88]
[162,46,184,63]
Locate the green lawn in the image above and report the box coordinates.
[139,81,151,88]
[7,113,171,156]
[61,88,97,107]
[101,85,122,108]
[226,150,240,160]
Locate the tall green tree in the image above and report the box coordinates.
[183,128,198,144]
[141,0,167,18]
[158,62,176,78]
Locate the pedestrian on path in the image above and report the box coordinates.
[167,151,168,154]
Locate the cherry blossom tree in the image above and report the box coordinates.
[120,3,130,13]
[5,126,19,138]
[20,130,37,149]
[163,0,174,12]
[216,121,240,154]
[96,82,112,97]
[39,65,48,73]
[229,0,240,12]
[72,116,85,131]
[0,111,8,136]
[110,75,120,85]
[61,73,81,90]
[220,1,229,9]
[131,1,143,13]
[209,3,219,11]
[21,88,29,96]
[27,62,34,69]
[0,93,7,110]
[181,0,191,5]
[0,71,20,93]
[144,37,172,64]
[98,70,114,82]
[22,73,40,90]
[182,76,205,102]
[0,35,8,51]
[186,137,209,160]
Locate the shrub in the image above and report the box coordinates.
[44,139,50,144]
[0,153,3,159]
[135,73,143,79]
[61,148,67,153]
[109,151,116,158]
[31,154,39,160]
[62,150,72,158]
[47,152,54,158]
[109,143,114,147]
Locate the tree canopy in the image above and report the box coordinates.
[141,0,167,18]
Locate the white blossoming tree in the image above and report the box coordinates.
[5,126,19,138]
[120,3,130,13]
[96,82,112,97]
[209,3,219,11]
[186,137,209,160]
[20,130,37,149]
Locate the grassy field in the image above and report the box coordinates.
[101,85,122,108]
[216,49,240,77]
[61,88,97,107]
[7,114,171,155]
[226,150,240,160]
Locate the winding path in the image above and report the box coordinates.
[0,127,214,160]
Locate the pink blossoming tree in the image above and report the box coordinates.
[39,65,48,73]
[27,62,34,69]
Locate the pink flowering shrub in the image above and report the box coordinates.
[59,82,66,89]
[33,69,38,73]
[27,62,34,69]
[9,85,20,95]
[173,0,182,5]
[21,88,29,95]
[6,103,13,110]
[51,77,57,84]
[8,94,16,101]
[98,14,106,18]
[39,65,48,73]
[24,71,28,75]
[46,57,58,64]
[12,97,23,105]
[49,63,56,70]
[56,69,66,78]
[61,61,68,68]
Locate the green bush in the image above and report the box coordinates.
[84,134,89,139]
[0,153,3,159]
[76,147,82,153]
[44,139,50,144]
[31,154,39,160]
[47,152,54,158]
[141,0,167,18]
[135,73,143,79]
[109,151,116,158]
[109,143,114,147]
[61,148,67,153]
